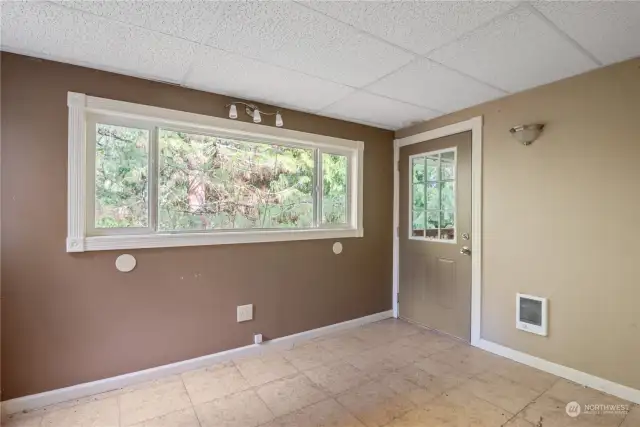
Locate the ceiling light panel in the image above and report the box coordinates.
[56,0,222,44]
[186,45,355,113]
[534,1,640,65]
[203,1,414,87]
[321,92,441,130]
[1,2,198,83]
[303,1,517,55]
[428,6,598,93]
[368,58,506,113]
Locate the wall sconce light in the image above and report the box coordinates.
[226,101,283,128]
[509,124,544,146]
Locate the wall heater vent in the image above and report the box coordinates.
[516,293,548,336]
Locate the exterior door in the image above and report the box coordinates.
[398,131,472,341]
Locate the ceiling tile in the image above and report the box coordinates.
[320,92,441,130]
[303,1,517,55]
[428,6,599,93]
[534,1,640,65]
[185,45,355,112]
[57,0,222,44]
[1,2,197,83]
[367,58,506,113]
[203,1,414,87]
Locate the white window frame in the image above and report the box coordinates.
[408,147,457,244]
[67,92,364,252]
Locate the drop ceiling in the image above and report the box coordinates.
[2,1,639,130]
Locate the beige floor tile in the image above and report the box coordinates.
[304,360,371,395]
[256,374,327,417]
[194,389,273,427]
[263,399,365,427]
[281,341,337,371]
[429,344,507,376]
[118,376,192,426]
[379,368,442,407]
[494,359,559,393]
[621,405,640,427]
[316,334,373,359]
[503,416,535,427]
[2,414,44,427]
[41,397,119,427]
[234,352,297,387]
[460,372,540,413]
[545,379,630,407]
[336,380,415,427]
[181,364,250,405]
[360,319,423,339]
[413,357,473,390]
[343,346,411,379]
[521,393,625,427]
[392,330,460,356]
[129,407,200,427]
[387,388,512,427]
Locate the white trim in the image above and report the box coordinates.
[1,310,393,415]
[67,92,364,252]
[393,117,483,345]
[477,339,640,404]
[66,93,87,252]
[83,229,361,251]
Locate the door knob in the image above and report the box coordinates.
[460,246,471,256]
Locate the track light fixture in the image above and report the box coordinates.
[225,101,283,128]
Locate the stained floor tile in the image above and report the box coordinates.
[304,360,371,395]
[118,375,192,426]
[194,390,273,427]
[181,364,250,405]
[337,380,415,427]
[263,399,365,427]
[234,352,297,387]
[460,371,540,413]
[256,374,327,416]
[41,397,119,427]
[129,407,200,427]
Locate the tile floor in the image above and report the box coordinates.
[3,319,637,427]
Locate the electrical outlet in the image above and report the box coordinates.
[254,333,263,344]
[237,304,253,322]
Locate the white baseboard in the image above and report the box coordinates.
[2,310,393,415]
[477,338,640,405]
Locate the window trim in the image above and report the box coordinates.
[67,92,364,252]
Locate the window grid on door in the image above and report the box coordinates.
[409,148,456,242]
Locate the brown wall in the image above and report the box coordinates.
[397,58,640,390]
[0,52,394,400]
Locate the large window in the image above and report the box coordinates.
[67,93,363,252]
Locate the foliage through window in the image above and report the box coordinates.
[410,149,456,241]
[90,123,352,235]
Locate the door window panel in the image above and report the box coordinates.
[410,149,456,241]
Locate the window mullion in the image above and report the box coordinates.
[314,148,322,228]
[148,126,159,233]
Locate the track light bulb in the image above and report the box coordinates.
[253,109,261,124]
[228,104,237,119]
[275,112,283,127]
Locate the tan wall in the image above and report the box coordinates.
[0,52,394,400]
[397,58,640,390]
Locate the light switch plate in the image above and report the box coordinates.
[237,304,253,322]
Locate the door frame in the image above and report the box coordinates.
[393,116,483,346]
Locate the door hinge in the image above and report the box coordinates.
[396,226,399,238]
[396,160,400,171]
